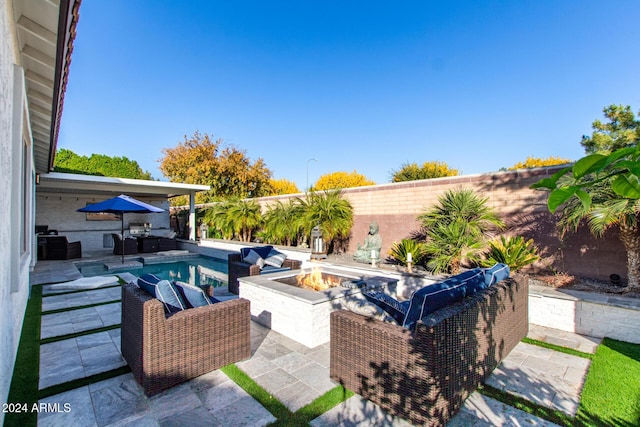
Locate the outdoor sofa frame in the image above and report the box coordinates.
[330,277,528,427]
[227,253,302,294]
[121,283,251,396]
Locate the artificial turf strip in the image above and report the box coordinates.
[267,385,355,426]
[575,338,640,427]
[522,337,594,360]
[220,364,293,420]
[39,324,121,345]
[40,283,122,297]
[38,366,132,399]
[5,285,42,427]
[41,298,122,315]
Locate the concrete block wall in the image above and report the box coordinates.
[250,167,627,281]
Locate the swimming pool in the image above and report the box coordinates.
[78,256,228,287]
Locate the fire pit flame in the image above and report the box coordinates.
[296,267,343,291]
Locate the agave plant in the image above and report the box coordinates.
[389,239,427,265]
[481,235,540,271]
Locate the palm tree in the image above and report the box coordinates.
[202,200,235,240]
[262,200,305,246]
[297,190,353,252]
[225,199,263,242]
[558,180,640,289]
[418,188,504,274]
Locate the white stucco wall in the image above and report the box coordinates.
[36,194,171,252]
[0,0,33,417]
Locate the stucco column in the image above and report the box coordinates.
[189,192,196,241]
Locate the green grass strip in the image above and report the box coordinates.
[40,324,121,345]
[575,338,640,427]
[42,299,121,315]
[522,337,594,360]
[40,284,121,297]
[220,364,293,420]
[267,385,355,426]
[38,365,132,399]
[478,384,574,426]
[5,285,43,427]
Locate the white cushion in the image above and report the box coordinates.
[264,249,287,268]
[243,249,265,268]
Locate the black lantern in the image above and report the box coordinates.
[310,225,326,260]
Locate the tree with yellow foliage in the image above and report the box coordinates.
[159,131,272,204]
[269,178,300,195]
[390,161,459,182]
[508,156,572,170]
[313,170,375,190]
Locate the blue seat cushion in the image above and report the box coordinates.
[483,263,510,286]
[260,266,290,275]
[240,245,273,261]
[402,269,485,330]
[155,280,187,314]
[174,281,216,308]
[362,291,409,325]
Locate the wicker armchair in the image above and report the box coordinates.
[112,233,138,255]
[44,236,82,260]
[228,252,302,294]
[330,278,528,427]
[121,283,251,396]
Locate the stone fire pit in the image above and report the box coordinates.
[238,265,398,348]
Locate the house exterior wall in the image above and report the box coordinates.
[36,194,171,252]
[0,0,34,415]
[249,168,627,282]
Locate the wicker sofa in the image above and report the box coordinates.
[227,246,302,294]
[330,277,528,427]
[121,283,251,396]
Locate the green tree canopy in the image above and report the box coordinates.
[313,170,375,190]
[53,148,153,179]
[159,131,272,203]
[581,105,640,154]
[390,161,459,182]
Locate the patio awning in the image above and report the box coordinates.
[37,172,210,198]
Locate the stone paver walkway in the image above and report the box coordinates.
[30,260,597,426]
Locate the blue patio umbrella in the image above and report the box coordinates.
[77,194,164,262]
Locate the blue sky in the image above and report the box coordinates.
[58,1,640,189]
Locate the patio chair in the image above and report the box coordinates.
[112,233,138,255]
[121,283,251,396]
[228,246,302,294]
[44,236,82,260]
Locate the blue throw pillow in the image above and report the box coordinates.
[484,263,510,286]
[362,291,409,325]
[174,281,216,308]
[264,249,287,268]
[137,273,162,297]
[155,280,187,314]
[402,269,484,330]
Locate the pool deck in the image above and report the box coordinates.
[26,253,598,426]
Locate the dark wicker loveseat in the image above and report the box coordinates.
[330,277,528,427]
[121,283,251,396]
[228,247,302,294]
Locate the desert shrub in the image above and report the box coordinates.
[388,239,428,265]
[481,235,539,271]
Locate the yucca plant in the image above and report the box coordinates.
[419,188,504,274]
[389,239,428,265]
[481,235,540,271]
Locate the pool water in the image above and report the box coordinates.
[78,256,228,288]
